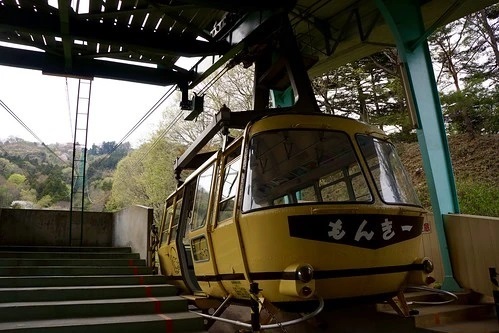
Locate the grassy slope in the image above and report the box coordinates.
[397,134,499,217]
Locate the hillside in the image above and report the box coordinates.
[397,134,499,216]
[0,138,131,210]
[1,135,497,216]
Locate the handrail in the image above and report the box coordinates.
[405,285,458,305]
[191,296,324,329]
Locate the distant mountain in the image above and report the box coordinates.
[0,137,132,211]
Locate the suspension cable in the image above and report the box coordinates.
[65,78,74,142]
[0,98,70,166]
[130,111,183,169]
[197,66,230,96]
[98,63,231,172]
[93,84,177,168]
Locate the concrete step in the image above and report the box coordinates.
[0,266,152,276]
[0,246,204,332]
[0,284,178,302]
[0,246,132,253]
[426,318,499,333]
[0,274,169,288]
[0,296,189,322]
[0,312,206,332]
[0,251,140,259]
[412,304,496,328]
[0,258,146,267]
[377,290,498,333]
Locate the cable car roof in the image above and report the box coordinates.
[0,0,496,86]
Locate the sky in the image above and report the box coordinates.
[0,64,176,147]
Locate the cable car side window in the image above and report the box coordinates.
[160,201,174,246]
[243,129,372,211]
[191,164,215,230]
[169,191,183,243]
[356,135,421,206]
[191,235,209,262]
[218,157,241,222]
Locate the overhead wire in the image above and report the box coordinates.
[112,84,177,150]
[92,84,178,168]
[197,66,230,96]
[65,78,74,141]
[129,111,183,170]
[0,97,71,167]
[96,57,233,172]
[131,64,235,165]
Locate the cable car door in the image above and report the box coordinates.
[188,161,227,298]
[173,180,203,293]
[158,191,190,292]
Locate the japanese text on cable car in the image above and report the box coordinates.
[288,214,424,249]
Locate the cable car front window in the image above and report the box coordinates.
[243,129,372,211]
[357,135,421,206]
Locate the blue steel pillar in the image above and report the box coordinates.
[376,0,461,290]
[271,86,294,108]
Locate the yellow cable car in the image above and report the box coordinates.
[158,112,432,311]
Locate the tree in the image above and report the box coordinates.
[312,50,415,141]
[464,5,499,84]
[37,195,53,208]
[441,84,499,134]
[106,132,180,222]
[429,7,499,136]
[0,175,20,207]
[0,157,22,177]
[7,173,26,186]
[37,170,69,202]
[164,65,254,146]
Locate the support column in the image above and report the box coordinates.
[376,0,460,290]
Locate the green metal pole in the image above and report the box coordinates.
[376,0,461,291]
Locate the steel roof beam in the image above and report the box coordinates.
[57,0,73,71]
[80,3,214,42]
[168,0,294,12]
[0,46,192,85]
[0,7,229,57]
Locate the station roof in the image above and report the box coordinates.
[0,0,497,87]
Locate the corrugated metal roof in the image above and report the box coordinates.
[0,0,496,86]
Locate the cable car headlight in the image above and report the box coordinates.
[280,263,316,298]
[300,286,313,297]
[422,258,434,274]
[297,264,314,283]
[406,257,434,286]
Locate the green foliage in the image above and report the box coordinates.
[0,157,22,177]
[7,173,26,186]
[312,50,414,138]
[456,179,499,216]
[106,133,181,222]
[441,84,499,135]
[0,138,125,209]
[0,175,20,207]
[100,178,113,191]
[37,195,53,208]
[87,142,132,180]
[20,188,37,202]
[36,170,69,202]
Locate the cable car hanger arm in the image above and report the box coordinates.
[174,106,291,173]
